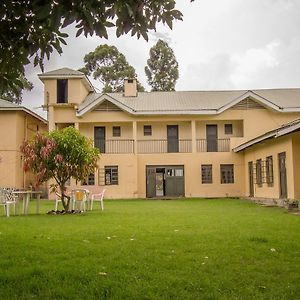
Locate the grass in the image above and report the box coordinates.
[1,198,300,299]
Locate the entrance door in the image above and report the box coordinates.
[248,161,254,197]
[155,168,165,197]
[167,125,179,153]
[94,127,106,153]
[165,167,185,197]
[278,152,287,198]
[206,125,218,152]
[146,167,156,198]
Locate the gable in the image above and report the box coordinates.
[230,97,266,110]
[94,100,122,112]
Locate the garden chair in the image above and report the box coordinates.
[72,189,89,211]
[0,188,17,217]
[55,192,62,211]
[90,189,106,211]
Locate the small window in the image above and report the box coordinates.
[104,166,118,185]
[266,156,273,186]
[82,173,95,186]
[225,124,233,135]
[220,164,234,184]
[144,125,152,136]
[201,165,212,184]
[256,159,262,186]
[57,79,68,103]
[113,126,121,137]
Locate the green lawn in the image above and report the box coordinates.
[1,199,300,299]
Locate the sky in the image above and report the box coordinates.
[23,0,300,118]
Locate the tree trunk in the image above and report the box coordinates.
[59,184,70,211]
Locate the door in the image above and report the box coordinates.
[146,167,156,198]
[94,127,106,153]
[206,125,218,152]
[167,125,179,153]
[165,167,185,197]
[248,161,254,197]
[278,152,287,198]
[155,169,165,197]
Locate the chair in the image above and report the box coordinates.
[55,192,62,211]
[72,189,89,211]
[0,188,17,217]
[90,189,106,211]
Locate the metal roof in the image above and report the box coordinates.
[233,118,300,152]
[77,88,300,117]
[38,67,84,77]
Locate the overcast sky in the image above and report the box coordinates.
[23,0,300,118]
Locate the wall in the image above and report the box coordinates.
[243,135,294,199]
[292,132,300,199]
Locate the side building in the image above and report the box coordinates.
[0,99,47,189]
[39,67,300,201]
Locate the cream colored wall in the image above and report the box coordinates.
[43,78,89,105]
[292,132,300,199]
[0,111,47,189]
[244,135,294,199]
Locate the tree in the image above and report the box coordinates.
[0,72,33,104]
[21,127,100,211]
[145,39,179,91]
[0,1,183,97]
[80,44,144,93]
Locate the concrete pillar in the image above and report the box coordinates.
[191,120,197,153]
[48,106,55,131]
[132,121,137,154]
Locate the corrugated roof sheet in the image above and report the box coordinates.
[39,67,84,77]
[0,98,20,108]
[77,88,300,116]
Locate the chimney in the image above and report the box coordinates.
[124,79,137,97]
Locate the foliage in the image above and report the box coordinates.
[0,1,183,97]
[145,39,179,91]
[21,126,99,211]
[80,44,144,93]
[0,72,33,104]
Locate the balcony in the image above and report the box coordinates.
[95,139,231,154]
[137,139,192,153]
[196,139,230,152]
[95,139,134,154]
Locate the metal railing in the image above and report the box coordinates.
[94,139,134,154]
[137,139,192,153]
[196,139,230,152]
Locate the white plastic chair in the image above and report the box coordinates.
[90,189,106,211]
[55,192,62,211]
[0,188,17,217]
[72,189,89,211]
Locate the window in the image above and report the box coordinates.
[266,156,274,186]
[220,164,234,184]
[82,173,95,186]
[225,124,233,135]
[104,166,118,185]
[144,125,152,136]
[94,127,105,153]
[201,165,212,184]
[113,126,121,137]
[256,159,262,186]
[57,79,68,103]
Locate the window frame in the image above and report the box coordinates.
[266,156,274,186]
[224,124,233,135]
[104,166,118,185]
[112,126,121,137]
[220,164,234,184]
[201,164,213,184]
[143,125,152,136]
[256,159,262,186]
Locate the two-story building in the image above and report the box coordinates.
[39,67,300,201]
[0,99,47,189]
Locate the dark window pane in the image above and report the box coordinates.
[57,79,68,103]
[105,166,118,185]
[113,126,121,137]
[266,156,273,186]
[225,124,233,135]
[202,165,212,184]
[144,125,152,136]
[220,164,234,184]
[256,159,262,186]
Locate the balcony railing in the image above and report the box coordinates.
[137,139,192,153]
[196,139,230,152]
[95,139,134,154]
[94,139,230,154]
